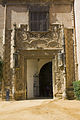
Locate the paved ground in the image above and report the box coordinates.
[0,99,80,120]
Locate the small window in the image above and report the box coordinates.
[30,12,49,31]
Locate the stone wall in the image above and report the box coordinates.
[50,3,73,28]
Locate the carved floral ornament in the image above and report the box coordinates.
[15,24,63,49]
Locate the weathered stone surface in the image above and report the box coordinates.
[64,29,75,99]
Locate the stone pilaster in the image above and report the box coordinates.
[10,24,16,100]
[14,54,26,100]
[2,30,12,99]
[64,28,75,99]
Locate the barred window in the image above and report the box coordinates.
[30,12,49,31]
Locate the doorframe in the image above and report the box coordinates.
[24,55,56,100]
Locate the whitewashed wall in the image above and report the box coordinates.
[75,0,80,80]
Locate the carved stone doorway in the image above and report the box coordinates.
[39,62,53,98]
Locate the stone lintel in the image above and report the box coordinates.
[18,49,62,59]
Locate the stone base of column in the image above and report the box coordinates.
[62,90,67,100]
[2,92,13,101]
[14,91,26,100]
[55,93,63,99]
[66,87,74,100]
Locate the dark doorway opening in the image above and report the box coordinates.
[39,62,53,98]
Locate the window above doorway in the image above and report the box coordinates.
[30,11,49,31]
[29,5,49,32]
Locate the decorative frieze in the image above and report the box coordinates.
[15,24,63,50]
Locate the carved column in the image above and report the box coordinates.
[2,1,7,99]
[14,54,26,100]
[62,28,67,99]
[2,30,12,99]
[62,66,67,99]
[10,24,16,99]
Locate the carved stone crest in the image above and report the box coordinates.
[15,24,63,50]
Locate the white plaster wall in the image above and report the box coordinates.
[7,5,28,29]
[75,0,80,80]
[27,59,38,98]
[52,4,73,28]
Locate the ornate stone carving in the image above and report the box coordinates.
[15,24,63,50]
[55,70,64,94]
[15,67,24,91]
